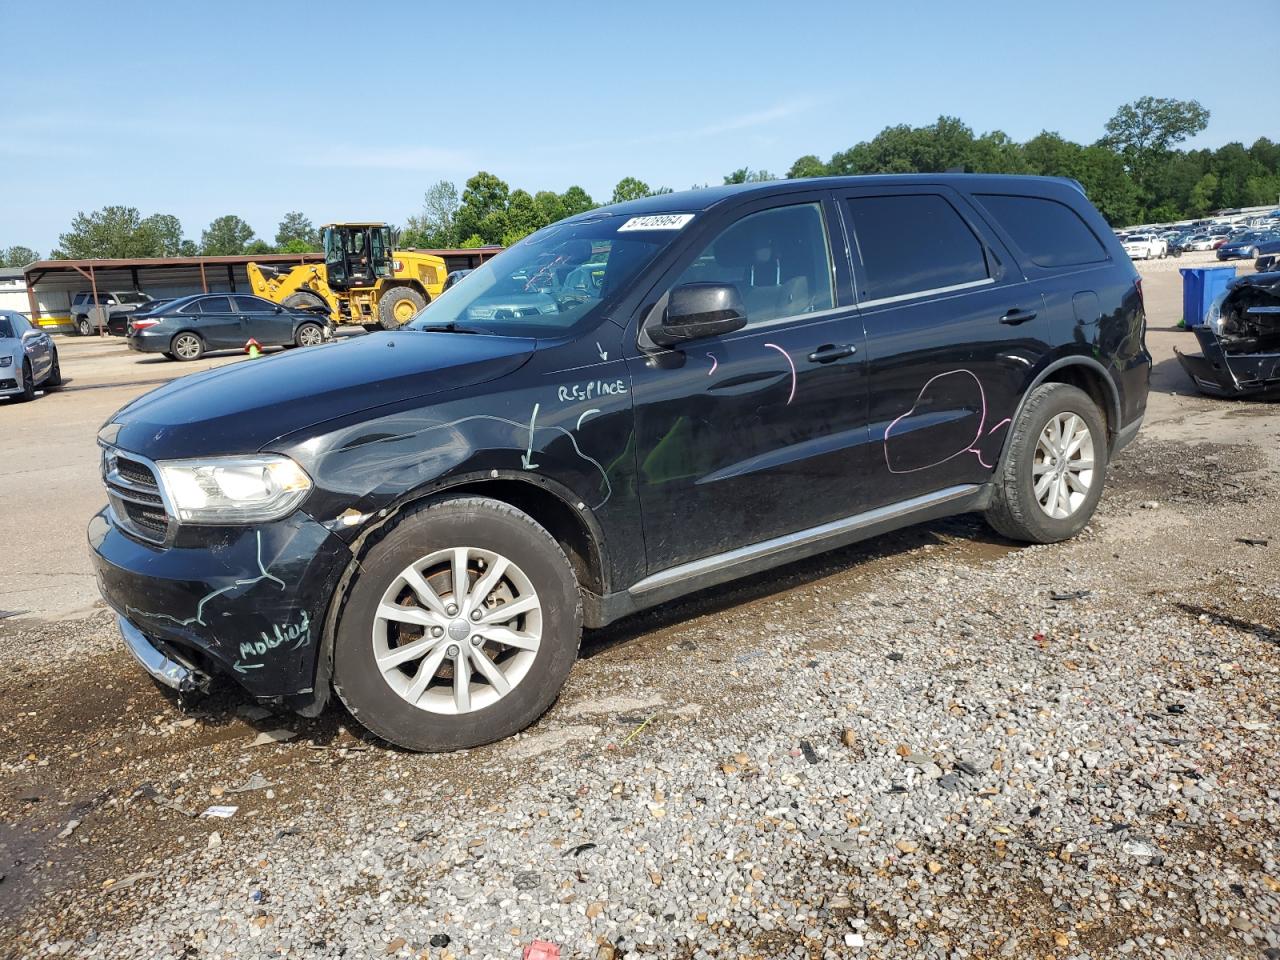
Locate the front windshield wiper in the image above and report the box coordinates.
[412,322,490,335]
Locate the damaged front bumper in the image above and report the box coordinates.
[88,509,352,703]
[1176,325,1280,398]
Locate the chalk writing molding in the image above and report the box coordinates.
[235,611,311,674]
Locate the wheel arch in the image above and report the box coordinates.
[999,355,1121,466]
[303,471,609,716]
[381,278,430,302]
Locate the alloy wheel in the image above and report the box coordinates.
[1033,412,1094,519]
[372,546,542,715]
[297,324,324,347]
[173,334,201,360]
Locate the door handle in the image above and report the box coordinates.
[999,308,1037,325]
[807,343,857,364]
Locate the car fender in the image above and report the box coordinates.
[995,354,1122,468]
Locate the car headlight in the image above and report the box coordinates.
[156,454,311,523]
[1204,288,1231,333]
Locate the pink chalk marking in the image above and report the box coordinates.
[763,343,796,405]
[706,353,718,375]
[883,369,994,474]
[987,417,1011,436]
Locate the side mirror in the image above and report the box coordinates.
[652,282,747,346]
[274,305,284,313]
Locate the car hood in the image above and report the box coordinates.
[106,331,537,459]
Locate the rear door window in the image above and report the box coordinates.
[975,194,1110,269]
[232,295,273,313]
[197,296,233,314]
[846,194,990,303]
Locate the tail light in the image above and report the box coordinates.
[130,318,159,333]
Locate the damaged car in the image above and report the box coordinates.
[1177,269,1280,397]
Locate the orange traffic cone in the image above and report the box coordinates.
[244,338,262,358]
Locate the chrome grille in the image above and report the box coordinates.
[101,446,173,545]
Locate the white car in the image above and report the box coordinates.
[1182,234,1217,252]
[1122,234,1167,260]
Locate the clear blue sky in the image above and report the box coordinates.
[5,0,1276,254]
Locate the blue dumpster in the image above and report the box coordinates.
[1180,266,1237,327]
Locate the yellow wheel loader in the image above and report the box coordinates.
[246,223,448,330]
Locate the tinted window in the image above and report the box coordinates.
[673,203,835,326]
[233,295,273,313]
[0,316,13,339]
[197,296,233,314]
[847,194,988,302]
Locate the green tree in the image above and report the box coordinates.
[141,214,187,256]
[1188,173,1220,216]
[244,239,276,255]
[533,190,567,227]
[454,172,510,245]
[610,177,651,203]
[200,215,256,256]
[1101,96,1209,205]
[57,205,166,259]
[505,189,541,243]
[1,245,40,266]
[723,168,776,184]
[560,185,596,217]
[275,211,318,250]
[459,233,486,249]
[404,180,460,248]
[786,155,827,179]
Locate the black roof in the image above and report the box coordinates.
[578,174,1086,220]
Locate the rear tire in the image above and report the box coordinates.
[985,383,1108,544]
[170,332,204,361]
[333,496,582,752]
[377,286,426,330]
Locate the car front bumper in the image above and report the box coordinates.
[89,508,353,700]
[1176,326,1280,398]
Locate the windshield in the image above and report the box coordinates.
[406,214,690,337]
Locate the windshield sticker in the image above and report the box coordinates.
[617,214,695,232]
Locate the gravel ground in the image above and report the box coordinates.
[3,261,1279,959]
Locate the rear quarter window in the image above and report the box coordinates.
[975,194,1108,268]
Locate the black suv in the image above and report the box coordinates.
[90,175,1149,751]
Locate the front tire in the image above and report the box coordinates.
[45,349,62,388]
[377,286,426,330]
[17,359,36,401]
[294,321,325,348]
[333,496,582,752]
[985,383,1108,544]
[76,316,92,337]
[170,332,204,361]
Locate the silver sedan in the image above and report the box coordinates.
[0,311,61,402]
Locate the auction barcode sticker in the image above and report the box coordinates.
[617,214,695,232]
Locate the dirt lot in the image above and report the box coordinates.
[1,254,1277,960]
